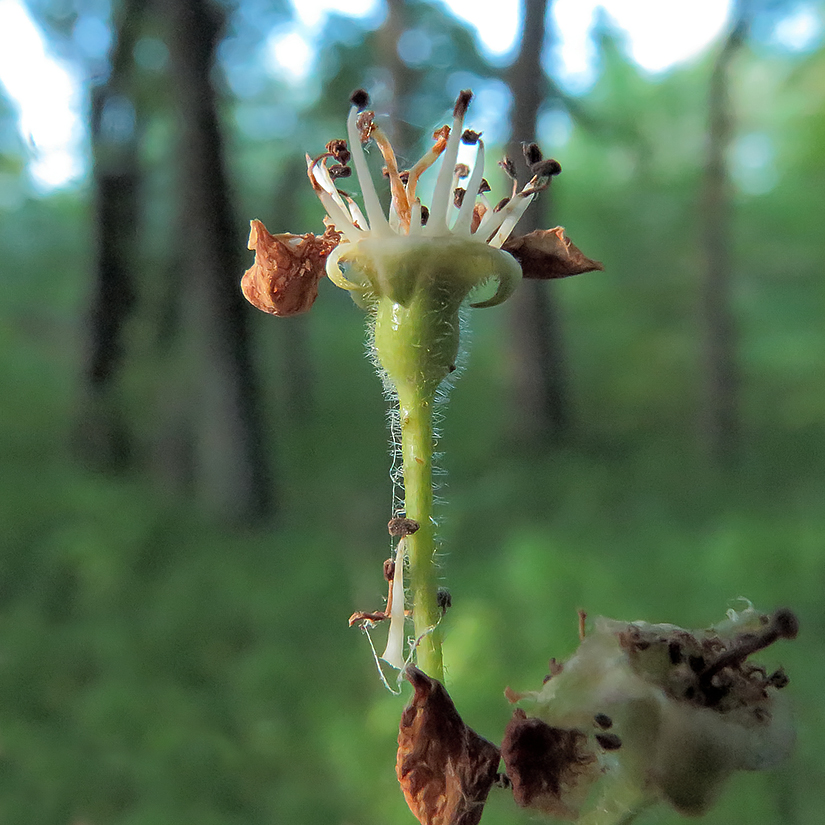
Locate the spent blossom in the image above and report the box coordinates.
[241,88,602,320]
[502,603,798,821]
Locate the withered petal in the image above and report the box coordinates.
[500,710,596,820]
[241,219,341,317]
[502,227,604,280]
[397,666,501,825]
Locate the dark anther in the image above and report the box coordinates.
[383,167,410,184]
[768,668,790,689]
[448,363,457,373]
[461,129,481,145]
[542,673,552,684]
[388,517,420,537]
[478,178,491,194]
[328,164,352,179]
[454,163,470,179]
[593,713,613,730]
[531,158,562,178]
[773,608,800,640]
[350,88,370,111]
[493,197,510,212]
[453,187,466,208]
[437,587,452,614]
[522,142,543,166]
[688,654,706,673]
[499,156,517,179]
[383,558,395,582]
[326,139,350,164]
[420,205,430,225]
[454,89,473,117]
[494,773,512,789]
[668,640,683,665]
[595,733,622,751]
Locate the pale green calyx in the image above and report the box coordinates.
[326,234,521,311]
[331,234,521,395]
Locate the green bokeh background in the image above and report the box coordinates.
[1,2,823,823]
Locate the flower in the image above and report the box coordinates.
[241,88,602,319]
[502,604,797,821]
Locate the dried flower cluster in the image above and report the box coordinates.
[398,605,797,825]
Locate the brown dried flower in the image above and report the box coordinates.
[240,219,341,317]
[503,227,604,280]
[397,666,500,825]
[500,710,598,820]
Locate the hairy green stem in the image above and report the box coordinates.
[373,277,461,683]
[365,241,518,681]
[397,384,443,680]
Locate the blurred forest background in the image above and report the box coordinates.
[0,0,823,823]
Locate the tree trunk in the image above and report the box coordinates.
[273,158,316,423]
[700,7,747,465]
[78,0,144,468]
[165,0,273,522]
[377,0,418,152]
[506,0,570,446]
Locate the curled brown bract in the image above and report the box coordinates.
[500,710,597,821]
[397,666,500,825]
[503,227,604,280]
[241,219,341,316]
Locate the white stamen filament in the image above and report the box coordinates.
[381,537,407,669]
[452,141,485,235]
[310,156,352,217]
[306,156,363,244]
[346,107,391,235]
[343,195,369,232]
[427,111,465,232]
[488,192,536,248]
[316,191,363,244]
[409,199,422,236]
[474,193,517,240]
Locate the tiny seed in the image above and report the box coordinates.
[593,713,613,730]
[596,733,622,751]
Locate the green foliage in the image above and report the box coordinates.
[1,4,824,824]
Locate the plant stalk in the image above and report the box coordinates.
[373,277,461,683]
[397,384,443,681]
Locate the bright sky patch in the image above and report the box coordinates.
[0,0,84,189]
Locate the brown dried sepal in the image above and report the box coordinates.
[397,666,500,825]
[500,710,596,820]
[347,610,388,627]
[241,219,341,317]
[503,227,604,280]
